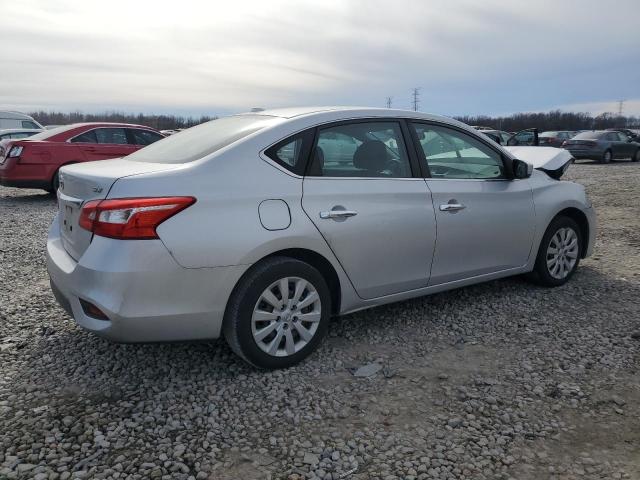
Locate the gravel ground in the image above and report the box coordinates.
[1,160,639,480]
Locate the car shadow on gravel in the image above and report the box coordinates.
[13,263,637,396]
[0,190,55,204]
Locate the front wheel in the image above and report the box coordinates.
[632,149,640,162]
[528,216,582,287]
[223,257,332,369]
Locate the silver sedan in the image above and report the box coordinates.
[47,107,596,369]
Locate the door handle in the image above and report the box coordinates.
[319,209,358,219]
[439,203,466,212]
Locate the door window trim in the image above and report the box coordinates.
[407,120,514,180]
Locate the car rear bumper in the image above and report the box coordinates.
[46,215,247,343]
[0,158,54,189]
[564,148,603,159]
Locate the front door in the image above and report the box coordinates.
[302,120,437,299]
[409,122,536,285]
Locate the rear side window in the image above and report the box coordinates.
[71,130,98,143]
[95,128,128,145]
[264,130,313,175]
[22,121,39,129]
[308,121,412,178]
[127,115,280,164]
[130,129,164,145]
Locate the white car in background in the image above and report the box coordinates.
[0,111,43,130]
[0,128,43,140]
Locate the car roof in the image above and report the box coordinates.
[0,111,37,120]
[247,106,473,130]
[0,128,43,134]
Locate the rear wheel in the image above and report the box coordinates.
[632,149,640,162]
[527,216,582,287]
[600,149,612,164]
[47,170,60,195]
[223,257,332,369]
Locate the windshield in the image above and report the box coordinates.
[539,131,558,138]
[573,131,602,140]
[127,115,280,164]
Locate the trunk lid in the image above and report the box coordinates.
[57,158,182,260]
[504,146,574,179]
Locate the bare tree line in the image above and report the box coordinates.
[30,109,640,132]
[29,111,216,130]
[454,110,640,132]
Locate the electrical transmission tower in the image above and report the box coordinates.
[618,100,625,116]
[411,88,421,111]
[385,96,393,108]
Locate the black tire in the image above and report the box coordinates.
[632,149,640,162]
[527,216,582,287]
[223,256,332,369]
[600,149,612,164]
[48,170,60,194]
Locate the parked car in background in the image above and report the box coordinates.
[0,111,43,130]
[563,130,640,163]
[0,128,43,140]
[46,107,594,369]
[539,131,575,147]
[506,128,539,146]
[607,128,640,142]
[478,129,512,145]
[160,129,183,136]
[0,123,164,192]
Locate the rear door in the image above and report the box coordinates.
[409,122,536,285]
[71,127,137,161]
[301,120,437,299]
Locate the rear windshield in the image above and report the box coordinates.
[126,115,280,164]
[573,131,602,140]
[25,124,79,141]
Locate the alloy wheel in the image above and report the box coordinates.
[546,227,579,279]
[251,277,322,357]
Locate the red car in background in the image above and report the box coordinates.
[0,123,164,192]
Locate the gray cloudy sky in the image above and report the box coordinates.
[1,0,638,117]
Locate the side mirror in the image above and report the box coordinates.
[513,159,533,179]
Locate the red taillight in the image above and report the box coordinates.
[79,197,196,240]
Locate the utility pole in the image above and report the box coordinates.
[385,96,393,108]
[411,88,421,111]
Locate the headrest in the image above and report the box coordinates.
[353,140,388,171]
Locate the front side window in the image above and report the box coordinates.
[95,128,128,145]
[130,129,164,146]
[616,132,629,142]
[308,121,411,178]
[411,123,505,179]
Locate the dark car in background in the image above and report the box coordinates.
[562,130,640,163]
[539,131,575,147]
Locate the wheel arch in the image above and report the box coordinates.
[225,247,342,321]
[551,207,590,258]
[260,248,342,315]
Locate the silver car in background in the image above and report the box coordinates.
[47,107,595,369]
